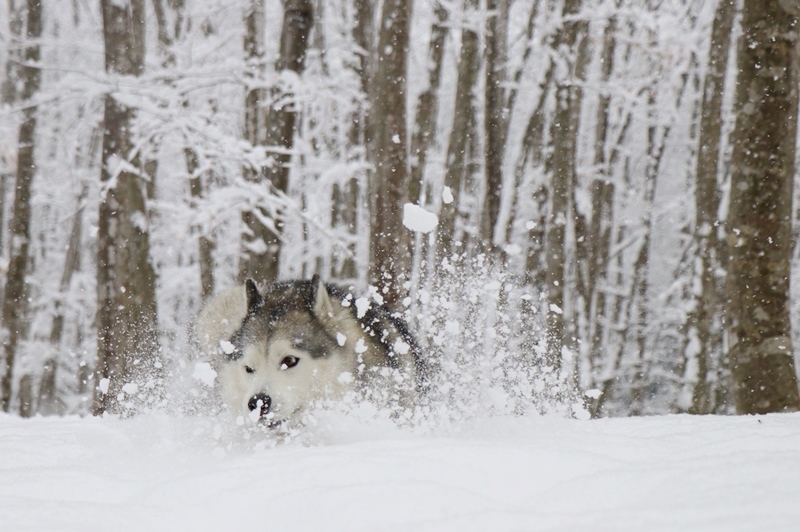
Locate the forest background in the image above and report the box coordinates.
[1,0,799,420]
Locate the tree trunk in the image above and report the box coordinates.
[153,0,215,300]
[544,0,585,372]
[481,0,509,251]
[688,0,735,414]
[331,0,374,282]
[1,0,41,413]
[368,0,412,306]
[726,0,800,414]
[94,0,161,416]
[239,0,268,281]
[409,2,448,203]
[17,373,33,418]
[585,12,617,383]
[238,0,313,284]
[36,357,63,416]
[187,149,216,300]
[439,0,480,260]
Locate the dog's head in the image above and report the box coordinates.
[216,276,363,428]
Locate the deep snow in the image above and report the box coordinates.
[2,411,799,531]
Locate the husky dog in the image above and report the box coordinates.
[195,275,424,427]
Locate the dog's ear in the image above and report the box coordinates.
[311,274,334,318]
[245,279,264,316]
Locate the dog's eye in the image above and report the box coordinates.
[280,356,299,370]
[244,365,255,374]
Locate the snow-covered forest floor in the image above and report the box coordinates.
[2,410,798,531]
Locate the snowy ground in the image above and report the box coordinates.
[2,411,799,531]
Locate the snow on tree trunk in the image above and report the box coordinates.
[94,0,161,416]
[544,0,585,374]
[726,0,800,415]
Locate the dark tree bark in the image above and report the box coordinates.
[726,0,800,414]
[0,0,41,413]
[481,0,509,251]
[368,0,412,306]
[238,0,313,284]
[94,0,161,416]
[688,0,735,414]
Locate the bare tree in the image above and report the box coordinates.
[0,0,41,413]
[94,0,161,416]
[238,0,313,283]
[726,0,800,414]
[368,0,412,306]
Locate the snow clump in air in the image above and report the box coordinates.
[403,203,438,233]
[192,363,217,387]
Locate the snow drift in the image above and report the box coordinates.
[2,411,798,531]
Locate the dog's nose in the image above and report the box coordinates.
[248,393,271,417]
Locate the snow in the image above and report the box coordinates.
[192,362,217,387]
[354,297,370,319]
[354,338,368,354]
[442,186,454,204]
[219,340,236,355]
[403,203,439,233]
[2,412,799,531]
[336,332,347,346]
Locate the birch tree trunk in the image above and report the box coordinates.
[94,0,161,416]
[238,0,313,284]
[0,0,41,413]
[726,0,800,414]
[368,0,412,306]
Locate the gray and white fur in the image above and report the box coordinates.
[195,275,425,427]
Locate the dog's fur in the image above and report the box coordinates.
[195,276,424,427]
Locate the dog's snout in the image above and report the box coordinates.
[248,393,272,417]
